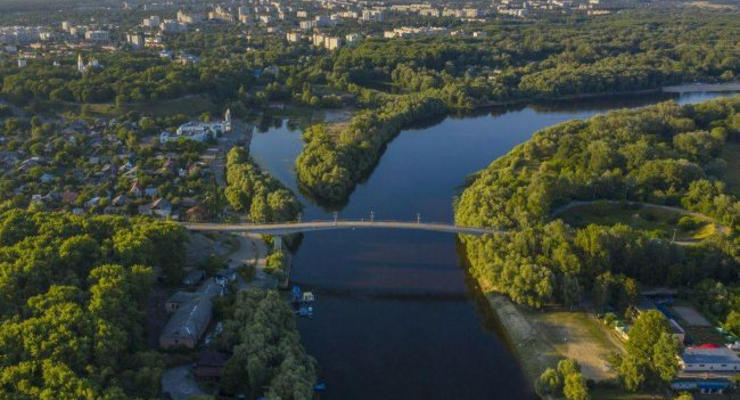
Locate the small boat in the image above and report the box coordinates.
[298,306,313,317]
[302,292,315,303]
[314,382,327,391]
[291,286,302,302]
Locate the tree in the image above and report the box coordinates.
[536,367,562,395]
[619,310,680,390]
[652,333,680,382]
[619,354,646,391]
[563,372,589,400]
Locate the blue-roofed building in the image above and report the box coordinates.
[672,379,733,394]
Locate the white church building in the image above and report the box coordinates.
[160,109,232,144]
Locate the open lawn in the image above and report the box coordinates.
[558,202,718,241]
[487,295,624,386]
[527,308,625,381]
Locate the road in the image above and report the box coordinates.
[182,220,503,236]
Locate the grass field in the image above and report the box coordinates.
[558,202,716,241]
[487,295,624,386]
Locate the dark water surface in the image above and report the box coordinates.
[249,92,733,400]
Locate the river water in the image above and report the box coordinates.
[248,91,733,399]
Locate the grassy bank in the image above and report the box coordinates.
[486,295,625,386]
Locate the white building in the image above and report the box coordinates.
[77,54,102,73]
[324,36,342,50]
[142,16,161,28]
[160,109,232,144]
[127,33,145,48]
[85,30,109,42]
[680,345,740,372]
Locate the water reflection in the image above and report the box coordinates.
[248,91,736,400]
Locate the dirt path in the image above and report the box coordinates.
[228,233,276,289]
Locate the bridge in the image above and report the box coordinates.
[182,220,502,236]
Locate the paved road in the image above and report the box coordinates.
[182,220,503,236]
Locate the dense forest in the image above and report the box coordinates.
[0,209,186,399]
[294,11,739,202]
[455,97,739,331]
[215,289,317,399]
[1,11,737,204]
[225,147,302,222]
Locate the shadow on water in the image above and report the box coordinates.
[455,237,542,400]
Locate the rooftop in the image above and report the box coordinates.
[682,347,740,365]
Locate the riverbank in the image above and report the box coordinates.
[296,84,739,206]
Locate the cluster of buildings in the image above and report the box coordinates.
[159,274,227,349]
[0,26,53,45]
[0,114,220,220]
[160,109,232,144]
[383,26,450,39]
[609,294,740,394]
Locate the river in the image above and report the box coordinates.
[247,91,735,399]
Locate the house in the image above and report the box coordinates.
[111,195,127,207]
[680,344,740,372]
[194,351,229,380]
[165,291,199,313]
[166,278,223,313]
[129,181,142,197]
[159,295,212,349]
[150,198,171,217]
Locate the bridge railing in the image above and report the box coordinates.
[182,218,503,233]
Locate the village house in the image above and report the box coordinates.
[139,197,172,218]
[158,295,213,349]
[160,278,224,349]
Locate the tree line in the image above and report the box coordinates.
[0,209,187,399]
[225,146,302,222]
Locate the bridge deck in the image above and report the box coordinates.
[182,220,501,236]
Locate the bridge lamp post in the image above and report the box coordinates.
[370,210,375,223]
[416,213,421,224]
[333,211,338,225]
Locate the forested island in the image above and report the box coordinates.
[455,96,739,396]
